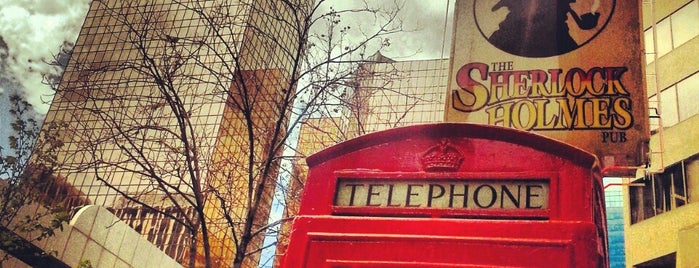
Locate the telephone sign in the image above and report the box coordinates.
[335,178,549,210]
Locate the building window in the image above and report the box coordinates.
[653,18,673,58]
[652,163,688,212]
[643,29,654,64]
[660,85,679,126]
[649,72,699,131]
[630,157,693,224]
[634,252,676,268]
[629,179,654,224]
[644,0,699,63]
[677,73,699,121]
[671,1,699,47]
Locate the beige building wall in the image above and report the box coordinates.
[625,1,699,267]
[57,206,182,268]
[3,205,182,268]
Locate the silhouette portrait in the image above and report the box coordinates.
[484,0,602,57]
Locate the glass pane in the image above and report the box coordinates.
[660,87,679,127]
[685,156,699,202]
[655,18,673,57]
[629,179,655,223]
[629,187,641,223]
[648,94,659,130]
[644,29,656,63]
[663,177,672,211]
[677,73,699,121]
[671,1,699,48]
[671,164,686,208]
[653,175,665,213]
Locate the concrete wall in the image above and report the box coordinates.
[678,223,699,268]
[43,205,182,268]
[624,202,699,267]
[51,206,181,268]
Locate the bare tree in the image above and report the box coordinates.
[41,0,407,267]
[273,52,447,266]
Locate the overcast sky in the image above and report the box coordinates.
[0,0,91,114]
[0,0,452,115]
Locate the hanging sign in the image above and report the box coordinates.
[446,0,648,172]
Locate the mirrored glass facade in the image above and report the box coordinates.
[32,0,304,266]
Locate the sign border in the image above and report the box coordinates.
[331,170,559,219]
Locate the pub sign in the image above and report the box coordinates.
[446,0,649,172]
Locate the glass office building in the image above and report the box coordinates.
[274,55,449,262]
[30,0,306,266]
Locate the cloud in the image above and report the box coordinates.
[314,0,452,61]
[0,0,451,115]
[383,0,454,60]
[0,0,90,114]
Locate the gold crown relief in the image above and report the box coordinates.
[421,139,464,172]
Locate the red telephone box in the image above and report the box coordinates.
[282,123,608,267]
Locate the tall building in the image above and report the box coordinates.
[28,0,307,266]
[274,55,449,263]
[345,54,448,136]
[623,0,699,267]
[605,178,626,268]
[272,117,341,267]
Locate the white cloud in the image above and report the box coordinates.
[313,0,452,61]
[0,0,90,114]
[384,0,454,60]
[0,0,451,114]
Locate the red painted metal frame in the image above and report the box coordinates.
[282,123,607,268]
[290,217,600,267]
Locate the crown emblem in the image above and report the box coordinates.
[421,139,464,172]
